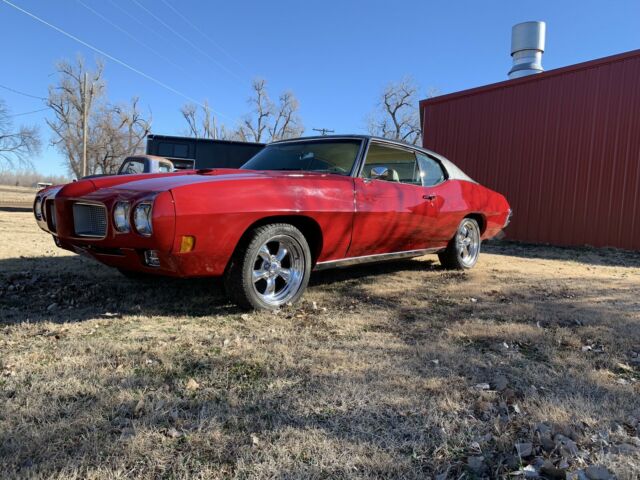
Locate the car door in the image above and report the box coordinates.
[347,142,441,257]
[414,152,454,243]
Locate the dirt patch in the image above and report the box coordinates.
[1,211,639,478]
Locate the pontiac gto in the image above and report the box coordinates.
[34,135,511,309]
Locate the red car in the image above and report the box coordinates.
[34,136,511,309]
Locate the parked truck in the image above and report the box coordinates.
[82,136,267,179]
[145,134,265,170]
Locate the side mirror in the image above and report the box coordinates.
[370,166,390,180]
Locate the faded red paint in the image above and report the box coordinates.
[34,163,509,277]
[421,49,640,251]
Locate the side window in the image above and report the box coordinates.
[416,153,446,187]
[120,159,144,174]
[361,143,421,185]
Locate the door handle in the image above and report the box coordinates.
[423,194,437,201]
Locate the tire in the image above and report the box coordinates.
[224,223,312,310]
[438,217,481,270]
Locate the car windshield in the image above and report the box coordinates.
[241,139,361,175]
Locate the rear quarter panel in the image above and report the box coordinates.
[458,181,510,239]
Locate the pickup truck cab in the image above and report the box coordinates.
[117,155,174,175]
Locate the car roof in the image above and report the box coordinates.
[270,134,439,157]
[268,134,476,183]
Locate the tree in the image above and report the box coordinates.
[93,98,151,174]
[0,99,41,170]
[180,79,303,144]
[367,77,431,145]
[47,57,151,177]
[181,101,219,139]
[236,79,303,142]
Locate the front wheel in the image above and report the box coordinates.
[438,218,481,269]
[224,224,311,310]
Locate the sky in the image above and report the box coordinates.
[1,0,639,175]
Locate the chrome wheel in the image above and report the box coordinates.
[456,218,480,267]
[251,235,305,307]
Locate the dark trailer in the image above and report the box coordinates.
[146,134,265,170]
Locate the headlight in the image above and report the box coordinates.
[34,197,43,220]
[133,202,153,236]
[113,201,131,232]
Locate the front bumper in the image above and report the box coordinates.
[36,188,230,278]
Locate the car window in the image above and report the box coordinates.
[416,153,446,186]
[158,163,172,173]
[121,159,144,174]
[361,143,421,185]
[242,139,361,175]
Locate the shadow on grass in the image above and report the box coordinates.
[0,254,440,325]
[1,248,639,477]
[0,254,237,324]
[484,240,640,268]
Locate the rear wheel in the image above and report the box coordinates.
[224,224,311,310]
[438,217,481,269]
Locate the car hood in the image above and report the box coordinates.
[100,169,336,193]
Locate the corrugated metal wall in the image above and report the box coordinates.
[421,50,640,251]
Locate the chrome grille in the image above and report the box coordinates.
[73,202,107,238]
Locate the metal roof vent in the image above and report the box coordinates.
[508,21,546,79]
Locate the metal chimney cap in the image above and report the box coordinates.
[511,21,546,55]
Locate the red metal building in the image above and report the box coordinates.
[420,49,640,250]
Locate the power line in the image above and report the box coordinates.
[130,0,247,85]
[1,0,229,119]
[7,107,49,117]
[76,0,189,77]
[158,0,250,75]
[78,0,217,96]
[106,0,168,42]
[0,83,46,101]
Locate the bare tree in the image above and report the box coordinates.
[47,57,151,177]
[46,58,104,177]
[269,91,303,141]
[368,77,430,145]
[0,99,42,170]
[181,101,219,139]
[237,79,303,142]
[238,79,273,142]
[93,98,151,174]
[180,79,303,144]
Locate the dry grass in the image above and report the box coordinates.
[1,211,639,479]
[0,185,38,208]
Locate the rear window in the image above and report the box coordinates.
[120,159,144,174]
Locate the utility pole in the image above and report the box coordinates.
[312,128,335,136]
[81,72,88,177]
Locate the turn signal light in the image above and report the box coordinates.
[179,235,195,253]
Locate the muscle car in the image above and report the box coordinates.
[34,135,511,310]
